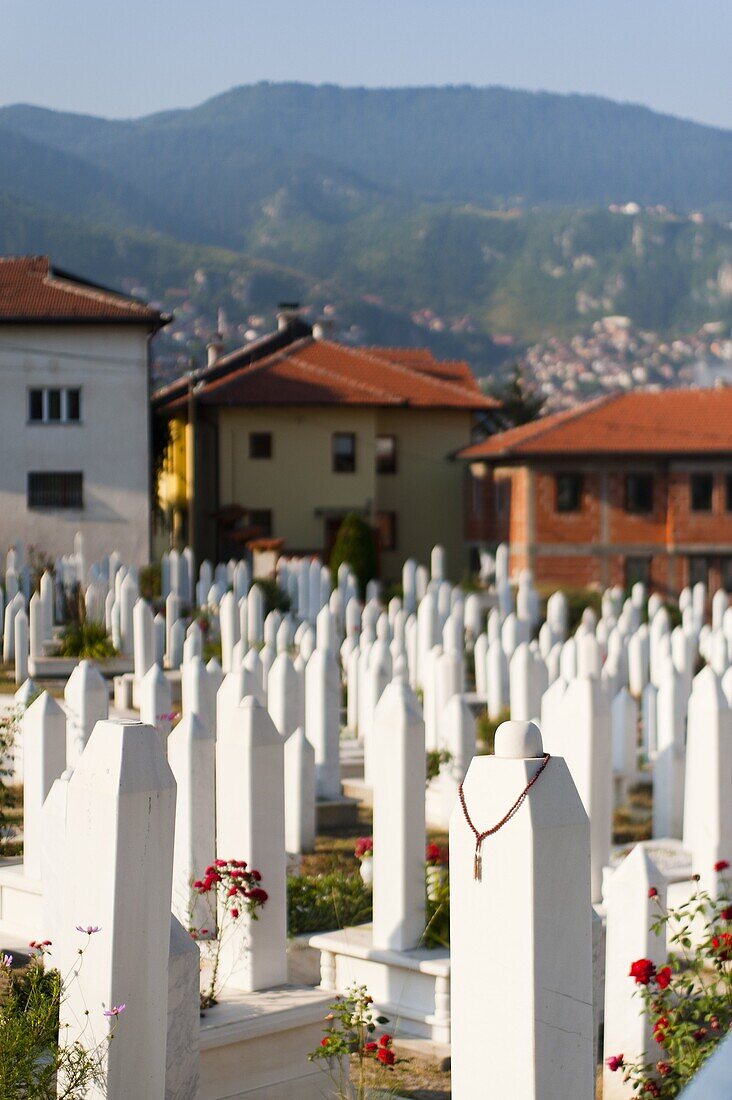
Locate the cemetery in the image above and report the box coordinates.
[1,530,732,1098]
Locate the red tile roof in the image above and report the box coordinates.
[0,256,168,327]
[459,390,732,460]
[160,336,496,412]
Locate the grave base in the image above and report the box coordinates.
[0,861,43,939]
[310,924,451,1044]
[341,778,372,807]
[199,983,335,1099]
[316,795,359,831]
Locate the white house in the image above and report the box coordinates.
[0,256,168,566]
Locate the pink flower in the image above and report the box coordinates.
[76,925,101,935]
[104,1003,126,1018]
[1,953,12,968]
[606,1054,624,1073]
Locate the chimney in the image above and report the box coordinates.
[312,318,335,341]
[207,332,224,368]
[277,301,301,331]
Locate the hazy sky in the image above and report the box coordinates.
[2,0,730,129]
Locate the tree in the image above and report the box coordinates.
[329,513,378,598]
[485,362,546,430]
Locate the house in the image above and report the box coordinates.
[458,388,732,594]
[0,256,168,566]
[153,311,497,579]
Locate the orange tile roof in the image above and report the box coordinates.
[164,336,496,411]
[459,390,732,460]
[0,255,167,327]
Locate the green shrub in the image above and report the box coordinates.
[254,578,291,616]
[329,513,378,598]
[476,707,510,755]
[59,621,116,660]
[139,563,162,602]
[287,872,372,936]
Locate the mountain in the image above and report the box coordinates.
[0,84,731,373]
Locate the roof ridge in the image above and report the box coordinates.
[502,392,620,450]
[321,339,488,404]
[45,267,151,315]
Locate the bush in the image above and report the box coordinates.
[59,621,116,660]
[287,872,372,936]
[329,513,378,598]
[139,564,161,602]
[476,708,510,755]
[254,578,291,616]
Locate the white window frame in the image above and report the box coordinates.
[28,387,82,424]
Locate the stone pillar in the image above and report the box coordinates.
[611,686,639,805]
[133,598,155,682]
[22,691,66,879]
[40,570,54,638]
[247,584,265,645]
[603,846,666,1100]
[219,590,239,673]
[57,719,175,1099]
[372,680,426,951]
[216,698,287,990]
[284,726,316,854]
[166,915,201,1100]
[41,766,73,946]
[139,662,174,749]
[119,572,138,655]
[305,642,342,800]
[14,606,28,685]
[653,661,686,839]
[64,659,109,766]
[487,636,508,720]
[683,666,732,897]
[29,592,44,660]
[450,720,593,1100]
[268,651,301,739]
[168,712,216,929]
[556,675,612,904]
[181,655,215,731]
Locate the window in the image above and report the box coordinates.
[555,472,583,513]
[726,474,732,512]
[688,556,710,588]
[28,471,83,509]
[625,472,654,514]
[28,387,81,423]
[332,432,356,473]
[248,509,272,536]
[625,557,651,587]
[690,473,713,512]
[376,511,397,551]
[249,432,272,459]
[376,435,397,475]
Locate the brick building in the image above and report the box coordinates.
[459,389,732,595]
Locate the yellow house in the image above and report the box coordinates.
[153,315,497,581]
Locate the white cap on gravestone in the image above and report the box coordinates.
[494,719,543,759]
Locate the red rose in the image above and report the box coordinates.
[215,859,226,868]
[378,1034,392,1048]
[657,1062,671,1077]
[644,1084,661,1098]
[250,870,262,881]
[228,886,238,897]
[648,886,658,899]
[364,1042,378,1052]
[694,1027,708,1042]
[654,1015,669,1045]
[714,860,730,873]
[712,933,732,960]
[721,907,732,921]
[193,880,203,889]
[629,958,656,985]
[710,1016,721,1030]
[377,1048,395,1066]
[606,1054,624,1073]
[230,908,239,919]
[247,887,268,904]
[656,966,672,989]
[320,1037,329,1047]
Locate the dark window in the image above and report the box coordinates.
[688,556,710,588]
[28,390,43,421]
[722,557,732,591]
[625,473,654,514]
[376,435,397,475]
[249,432,272,459]
[65,388,81,422]
[726,474,732,512]
[626,557,651,587]
[28,471,83,509]
[555,472,583,513]
[376,511,397,551]
[691,473,714,512]
[248,509,272,536]
[47,389,61,421]
[332,432,356,473]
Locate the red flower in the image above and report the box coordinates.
[648,886,658,899]
[712,933,732,961]
[247,887,268,904]
[192,880,203,889]
[656,966,672,990]
[378,1034,392,1048]
[644,1084,661,1098]
[721,907,732,921]
[228,886,238,897]
[656,1062,671,1077]
[714,860,730,873]
[230,908,239,919]
[694,1027,708,1042]
[710,1016,721,1030]
[654,1016,669,1045]
[250,869,262,881]
[377,1048,395,1066]
[364,1042,378,1052]
[355,837,373,860]
[629,958,656,985]
[606,1054,624,1073]
[320,1037,329,1047]
[215,859,227,868]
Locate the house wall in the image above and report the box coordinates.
[484,457,732,595]
[0,325,151,567]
